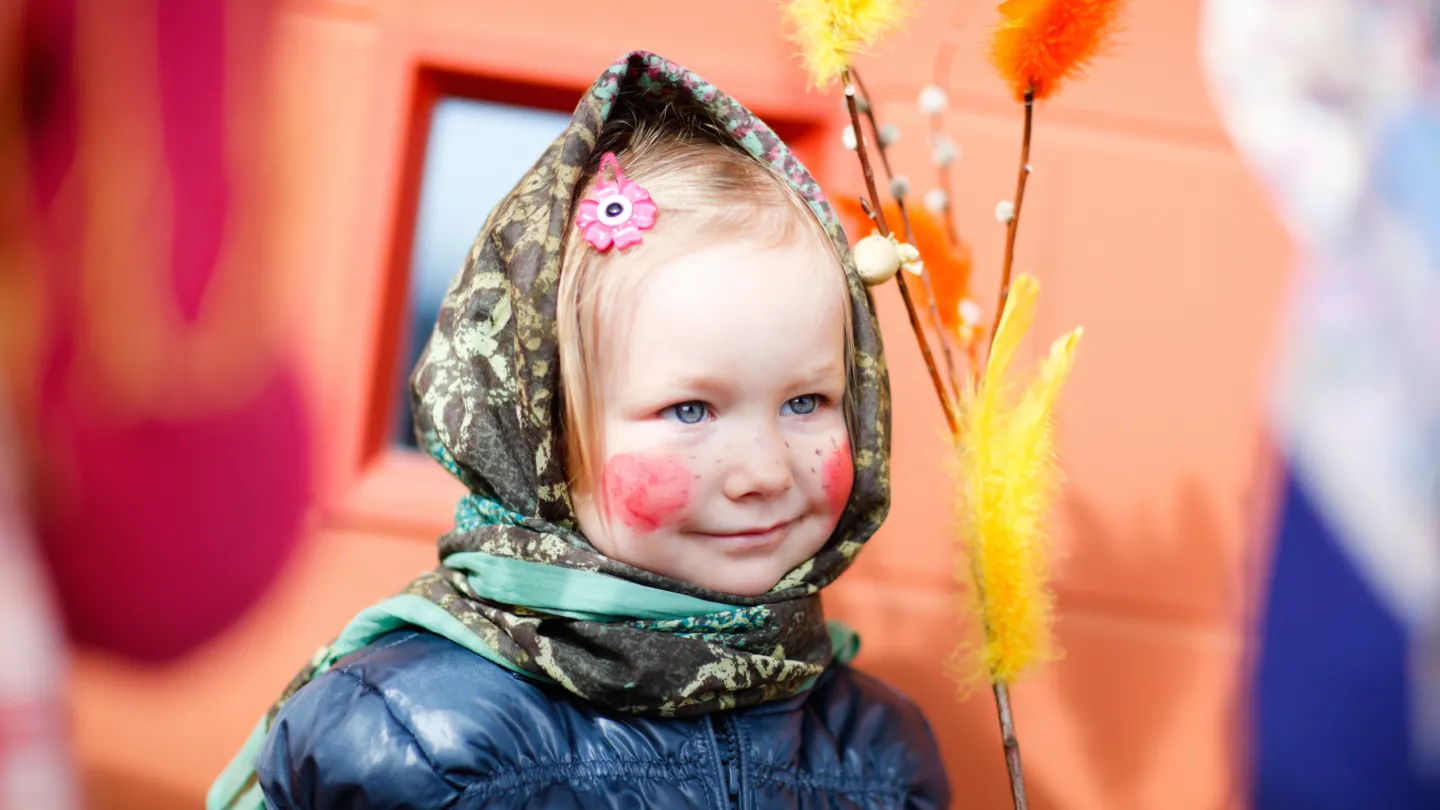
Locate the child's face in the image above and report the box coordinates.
[573,235,853,596]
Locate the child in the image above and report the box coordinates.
[209,51,950,810]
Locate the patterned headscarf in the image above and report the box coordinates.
[211,49,893,810]
[401,48,892,714]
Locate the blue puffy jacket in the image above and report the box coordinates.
[258,630,951,809]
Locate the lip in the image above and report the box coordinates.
[697,519,794,552]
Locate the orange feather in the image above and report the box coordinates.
[988,0,1127,102]
[836,199,974,333]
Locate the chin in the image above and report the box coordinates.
[688,564,787,598]
[711,578,779,598]
[684,540,826,597]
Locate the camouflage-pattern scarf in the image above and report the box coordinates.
[395,49,892,716]
[211,48,892,810]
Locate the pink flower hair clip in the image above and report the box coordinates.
[574,152,658,251]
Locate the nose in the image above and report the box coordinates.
[722,421,794,501]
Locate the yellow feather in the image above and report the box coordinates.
[783,0,912,88]
[984,273,1039,384]
[955,274,1082,686]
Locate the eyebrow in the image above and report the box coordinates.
[663,373,728,395]
[663,362,843,396]
[795,361,845,384]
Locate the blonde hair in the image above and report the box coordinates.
[557,98,855,496]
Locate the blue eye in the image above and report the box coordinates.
[783,395,820,416]
[664,401,710,424]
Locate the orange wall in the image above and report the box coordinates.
[70,2,1292,808]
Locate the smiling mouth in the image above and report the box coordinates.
[698,520,795,551]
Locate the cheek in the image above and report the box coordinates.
[602,452,693,534]
[821,443,854,515]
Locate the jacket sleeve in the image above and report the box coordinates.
[904,709,952,810]
[257,667,461,810]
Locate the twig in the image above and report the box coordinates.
[963,530,1030,810]
[978,85,1038,810]
[849,67,963,402]
[986,88,1035,358]
[933,19,958,87]
[993,682,1029,810]
[844,76,890,234]
[842,69,957,435]
[931,0,964,248]
[928,114,961,248]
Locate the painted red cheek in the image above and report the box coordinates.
[602,453,693,534]
[822,444,854,515]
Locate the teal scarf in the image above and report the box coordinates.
[208,498,859,810]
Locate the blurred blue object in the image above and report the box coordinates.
[1256,472,1440,809]
[1203,0,1440,804]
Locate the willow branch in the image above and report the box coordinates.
[930,1,964,248]
[928,114,961,248]
[986,89,1035,358]
[849,67,962,402]
[993,682,1029,810]
[978,85,1038,810]
[842,69,957,435]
